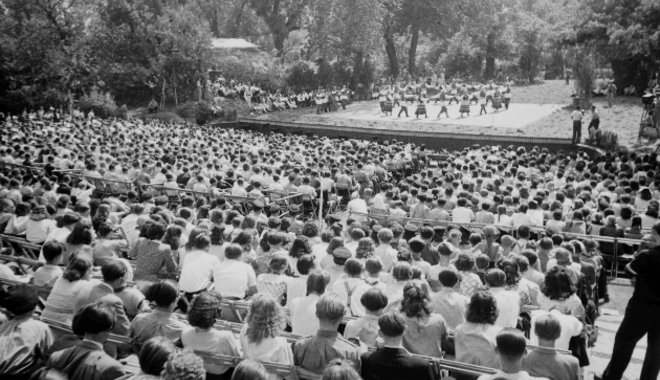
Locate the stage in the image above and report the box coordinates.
[236,100,600,154]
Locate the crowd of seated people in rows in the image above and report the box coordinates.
[210,77,352,115]
[0,115,658,379]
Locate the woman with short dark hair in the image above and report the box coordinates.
[181,292,240,379]
[539,267,585,320]
[47,302,125,380]
[124,337,176,379]
[454,290,502,368]
[129,221,178,284]
[129,280,188,353]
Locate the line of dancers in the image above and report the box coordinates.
[376,81,512,119]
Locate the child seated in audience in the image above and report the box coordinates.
[32,240,64,287]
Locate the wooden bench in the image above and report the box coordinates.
[0,234,42,260]
[0,253,44,275]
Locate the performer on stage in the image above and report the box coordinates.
[398,101,409,118]
[503,85,512,110]
[383,95,393,116]
[492,89,503,113]
[448,83,460,105]
[479,93,488,115]
[392,90,401,108]
[340,86,349,109]
[379,91,388,114]
[315,89,325,114]
[459,94,471,117]
[415,98,428,119]
[437,98,449,119]
[244,83,253,106]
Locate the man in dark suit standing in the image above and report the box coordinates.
[360,310,433,380]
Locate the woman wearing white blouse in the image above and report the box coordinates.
[289,271,329,336]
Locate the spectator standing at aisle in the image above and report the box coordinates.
[571,106,584,145]
[597,221,660,380]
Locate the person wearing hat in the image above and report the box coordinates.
[0,284,53,378]
[326,247,352,286]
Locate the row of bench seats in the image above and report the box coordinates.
[0,272,574,380]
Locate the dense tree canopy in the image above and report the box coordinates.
[1,0,658,113]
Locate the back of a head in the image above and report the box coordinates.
[224,243,243,260]
[438,268,460,288]
[475,254,490,270]
[188,292,221,329]
[63,253,93,282]
[485,268,506,288]
[496,329,527,361]
[316,293,346,323]
[554,248,572,266]
[534,313,562,341]
[139,337,176,376]
[231,360,269,380]
[378,310,406,338]
[75,302,116,334]
[321,359,362,380]
[162,349,206,380]
[42,240,64,263]
[360,287,388,313]
[306,270,330,295]
[401,282,430,318]
[392,262,413,281]
[101,259,127,283]
[146,280,179,308]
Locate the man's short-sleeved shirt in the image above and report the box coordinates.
[212,259,257,299]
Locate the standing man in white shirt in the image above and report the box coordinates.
[570,106,584,145]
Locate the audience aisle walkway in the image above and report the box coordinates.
[587,279,648,380]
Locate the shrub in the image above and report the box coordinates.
[177,101,219,125]
[78,88,118,119]
[195,101,214,125]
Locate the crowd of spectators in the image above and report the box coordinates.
[0,112,659,380]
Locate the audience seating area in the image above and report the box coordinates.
[0,114,658,380]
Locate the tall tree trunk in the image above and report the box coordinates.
[229,0,248,37]
[210,6,220,37]
[272,29,287,57]
[484,32,496,80]
[384,24,399,78]
[408,22,419,77]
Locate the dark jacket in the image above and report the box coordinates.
[360,346,433,380]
